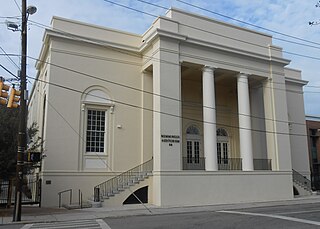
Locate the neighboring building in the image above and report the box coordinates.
[29,8,310,207]
[306,116,320,190]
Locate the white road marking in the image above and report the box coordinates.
[218,210,320,226]
[21,224,33,229]
[20,219,111,228]
[96,219,112,229]
[275,209,320,215]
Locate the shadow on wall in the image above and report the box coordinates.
[123,186,148,205]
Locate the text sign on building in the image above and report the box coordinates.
[161,135,180,146]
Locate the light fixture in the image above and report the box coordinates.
[26,5,37,15]
[6,20,19,31]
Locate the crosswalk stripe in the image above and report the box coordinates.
[97,219,112,229]
[21,219,112,229]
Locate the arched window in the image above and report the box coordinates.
[217,128,228,137]
[82,87,113,170]
[186,125,200,135]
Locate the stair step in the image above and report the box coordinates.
[107,193,115,197]
[62,203,92,210]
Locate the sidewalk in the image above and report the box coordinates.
[2,195,320,226]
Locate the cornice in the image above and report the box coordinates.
[44,29,140,54]
[285,77,308,86]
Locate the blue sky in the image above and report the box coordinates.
[1,0,320,115]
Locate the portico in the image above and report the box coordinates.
[179,63,270,172]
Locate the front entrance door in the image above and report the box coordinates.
[184,125,203,170]
[187,140,200,163]
[217,128,230,170]
[217,142,228,164]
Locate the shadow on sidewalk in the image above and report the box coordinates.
[0,205,71,218]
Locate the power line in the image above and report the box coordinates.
[0,16,20,19]
[100,0,320,63]
[0,63,19,79]
[12,0,22,13]
[137,0,320,51]
[26,22,320,95]
[27,73,308,137]
[33,78,153,214]
[26,53,310,127]
[3,17,317,125]
[27,20,317,93]
[176,0,320,47]
[0,45,20,70]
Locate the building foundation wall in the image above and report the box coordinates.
[152,171,293,206]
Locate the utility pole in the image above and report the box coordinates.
[13,0,27,222]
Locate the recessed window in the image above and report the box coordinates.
[86,109,106,153]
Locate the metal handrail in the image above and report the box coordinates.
[218,158,242,170]
[94,158,153,199]
[182,157,205,170]
[292,169,312,191]
[58,189,72,208]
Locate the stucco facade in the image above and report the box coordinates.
[29,8,309,207]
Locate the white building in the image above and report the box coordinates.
[29,8,310,207]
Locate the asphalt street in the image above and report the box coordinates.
[3,202,320,228]
[104,203,320,229]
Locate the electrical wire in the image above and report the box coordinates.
[27,21,316,93]
[12,0,22,13]
[27,17,320,93]
[27,73,308,137]
[26,53,309,128]
[0,45,20,70]
[176,0,320,47]
[103,0,320,59]
[1,14,318,126]
[0,63,19,79]
[33,77,153,214]
[0,52,315,130]
[136,0,320,51]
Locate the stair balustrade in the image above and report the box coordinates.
[292,169,312,192]
[94,158,153,200]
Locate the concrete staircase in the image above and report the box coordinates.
[292,169,314,196]
[94,158,153,206]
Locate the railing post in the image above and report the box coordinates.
[94,187,100,202]
[70,190,72,205]
[58,193,61,208]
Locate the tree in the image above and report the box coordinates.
[0,106,43,180]
[0,106,19,180]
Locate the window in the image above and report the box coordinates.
[186,125,201,164]
[217,128,229,164]
[81,87,113,170]
[186,125,200,135]
[86,109,106,153]
[217,128,228,136]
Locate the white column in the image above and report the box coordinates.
[202,66,218,171]
[237,73,254,171]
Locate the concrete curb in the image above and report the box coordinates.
[2,195,320,226]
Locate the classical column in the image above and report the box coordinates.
[202,66,218,171]
[237,73,254,171]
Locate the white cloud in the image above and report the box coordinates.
[0,0,319,115]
